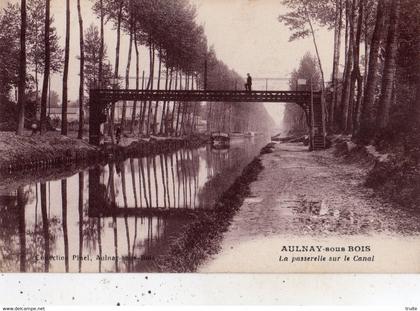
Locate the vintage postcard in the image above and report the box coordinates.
[0,0,419,275]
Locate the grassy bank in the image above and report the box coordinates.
[331,134,420,211]
[365,131,420,210]
[0,132,209,173]
[0,132,99,173]
[156,155,264,272]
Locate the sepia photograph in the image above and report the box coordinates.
[0,0,420,278]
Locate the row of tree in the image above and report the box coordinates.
[279,0,420,144]
[2,0,274,141]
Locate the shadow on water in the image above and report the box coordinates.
[0,137,267,272]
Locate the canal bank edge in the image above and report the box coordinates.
[0,132,209,174]
[0,132,100,173]
[155,146,266,272]
[155,137,415,272]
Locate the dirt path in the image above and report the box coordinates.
[199,143,420,273]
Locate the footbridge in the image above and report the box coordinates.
[89,89,326,150]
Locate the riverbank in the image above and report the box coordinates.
[0,132,209,173]
[195,142,420,273]
[331,134,420,210]
[156,153,265,272]
[0,132,99,173]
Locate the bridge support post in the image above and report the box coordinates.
[89,95,101,146]
[309,81,315,151]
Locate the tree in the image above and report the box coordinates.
[98,0,104,88]
[376,0,400,130]
[84,24,113,93]
[121,1,134,131]
[358,0,387,142]
[16,0,27,135]
[110,0,124,142]
[284,52,322,133]
[39,0,50,134]
[351,0,365,134]
[27,0,63,119]
[278,0,335,90]
[279,0,333,136]
[0,4,20,118]
[77,0,85,139]
[61,0,70,135]
[339,0,355,133]
[330,0,343,129]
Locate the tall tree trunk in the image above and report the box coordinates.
[17,0,27,135]
[180,74,188,135]
[35,64,39,120]
[305,9,325,89]
[346,0,360,133]
[363,3,370,89]
[160,62,169,134]
[98,0,104,88]
[153,48,162,135]
[358,0,387,142]
[352,0,365,134]
[191,76,198,134]
[122,21,133,131]
[77,0,84,139]
[131,32,139,133]
[110,0,124,143]
[146,44,155,136]
[340,0,355,132]
[139,71,146,134]
[330,0,343,130]
[61,0,70,135]
[376,0,400,130]
[343,0,350,80]
[170,69,178,136]
[305,6,327,135]
[175,71,183,136]
[40,0,50,134]
[163,68,173,135]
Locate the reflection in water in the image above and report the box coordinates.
[0,138,266,272]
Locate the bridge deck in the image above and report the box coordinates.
[90,89,320,105]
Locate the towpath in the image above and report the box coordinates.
[199,143,420,273]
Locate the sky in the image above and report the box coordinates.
[1,0,336,126]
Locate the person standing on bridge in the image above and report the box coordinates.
[244,73,252,91]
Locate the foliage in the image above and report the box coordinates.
[278,0,336,42]
[83,24,113,93]
[0,3,20,99]
[283,52,321,133]
[27,0,63,75]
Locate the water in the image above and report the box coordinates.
[0,137,267,272]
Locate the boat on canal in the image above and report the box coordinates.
[244,131,255,137]
[210,132,230,148]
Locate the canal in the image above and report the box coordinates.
[0,136,268,272]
